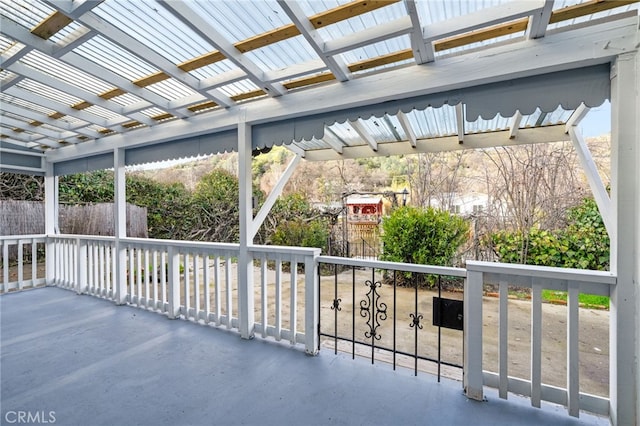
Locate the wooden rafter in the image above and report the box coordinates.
[31,11,73,40]
[99,88,126,100]
[434,18,529,52]
[151,113,174,121]
[71,101,92,111]
[231,90,267,102]
[121,121,142,129]
[550,0,639,24]
[133,72,170,88]
[178,51,226,72]
[48,112,65,120]
[310,0,399,28]
[348,49,414,72]
[187,101,217,113]
[283,73,336,90]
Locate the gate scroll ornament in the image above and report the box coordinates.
[360,279,387,340]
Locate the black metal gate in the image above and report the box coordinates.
[318,262,464,381]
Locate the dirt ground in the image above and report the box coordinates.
[2,262,609,397]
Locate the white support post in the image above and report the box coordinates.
[463,269,484,401]
[609,52,639,426]
[114,148,128,305]
[44,161,57,286]
[304,250,320,355]
[238,118,255,340]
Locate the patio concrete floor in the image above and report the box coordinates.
[1,286,608,426]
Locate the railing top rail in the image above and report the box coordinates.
[1,234,47,242]
[317,255,467,277]
[466,260,617,285]
[250,245,321,257]
[50,234,116,242]
[122,237,239,251]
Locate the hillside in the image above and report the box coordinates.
[135,135,612,210]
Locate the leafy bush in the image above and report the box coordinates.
[265,193,329,252]
[491,198,609,270]
[380,206,469,267]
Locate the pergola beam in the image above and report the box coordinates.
[278,0,351,82]
[509,110,523,139]
[304,125,570,161]
[160,1,286,98]
[322,128,347,154]
[43,17,638,164]
[405,0,433,64]
[455,103,465,144]
[397,111,417,148]
[350,119,378,152]
[423,0,545,43]
[527,0,555,39]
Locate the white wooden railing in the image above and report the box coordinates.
[464,260,616,418]
[1,235,617,419]
[0,234,47,292]
[38,235,319,354]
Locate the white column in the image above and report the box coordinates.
[114,148,128,304]
[463,267,484,401]
[44,161,57,285]
[238,119,255,339]
[609,51,639,426]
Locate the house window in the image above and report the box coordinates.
[473,204,483,213]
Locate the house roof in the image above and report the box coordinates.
[1,0,638,175]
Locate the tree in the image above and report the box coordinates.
[190,169,241,243]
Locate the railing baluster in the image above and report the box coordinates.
[225,253,232,329]
[290,256,298,345]
[203,254,210,324]
[531,278,542,408]
[17,240,23,290]
[144,249,150,308]
[136,248,142,305]
[275,256,282,340]
[167,246,181,319]
[567,281,580,417]
[31,239,37,286]
[261,254,268,338]
[106,243,112,297]
[499,279,509,400]
[2,240,9,290]
[128,245,134,303]
[152,250,159,310]
[184,253,190,318]
[194,253,200,320]
[161,251,167,310]
[214,255,221,326]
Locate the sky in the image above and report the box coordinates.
[581,101,611,138]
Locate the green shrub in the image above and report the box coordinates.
[380,206,469,267]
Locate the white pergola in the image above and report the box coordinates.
[1,1,639,424]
